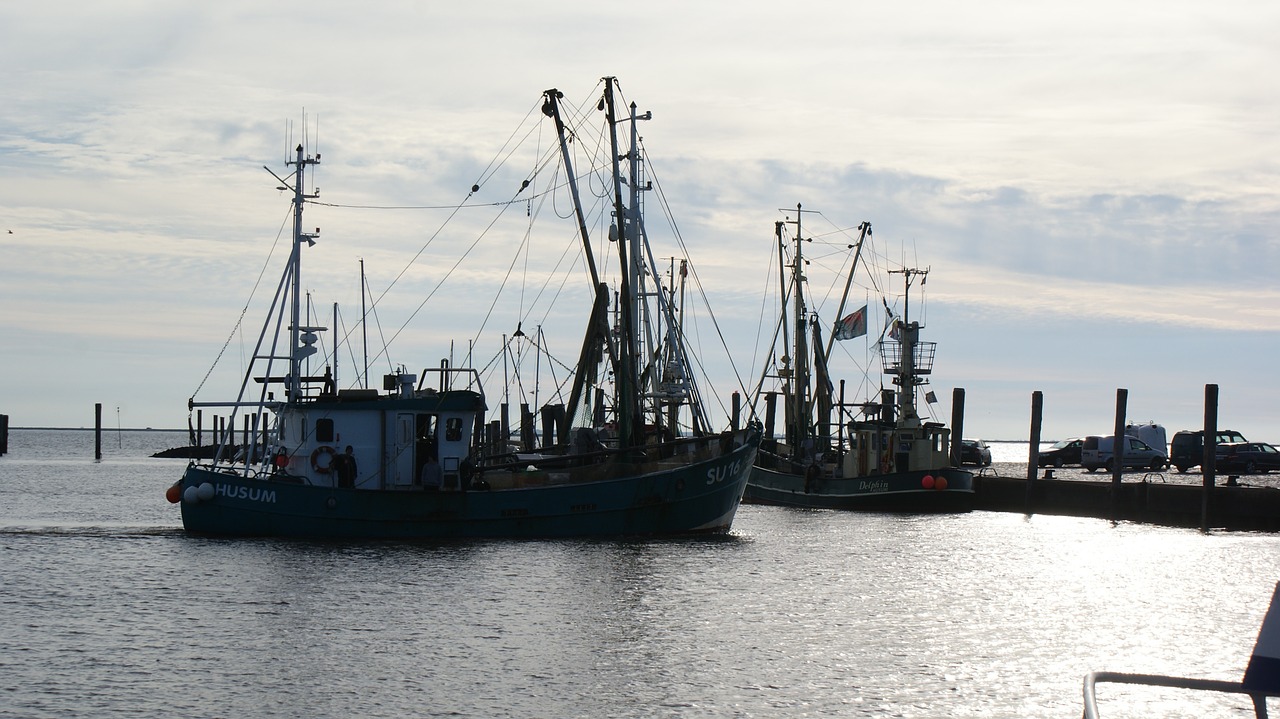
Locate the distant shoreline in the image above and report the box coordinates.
[7,427,1056,444]
[10,427,187,433]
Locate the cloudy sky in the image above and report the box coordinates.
[2,1,1278,445]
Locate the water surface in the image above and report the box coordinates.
[1,430,1276,718]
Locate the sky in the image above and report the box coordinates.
[2,1,1278,444]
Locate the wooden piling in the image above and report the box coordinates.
[763,392,777,445]
[95,403,103,460]
[1026,391,1044,514]
[1110,388,1128,521]
[540,405,556,449]
[1026,391,1043,480]
[1203,383,1219,532]
[486,420,501,456]
[950,388,965,467]
[731,392,741,431]
[520,403,535,450]
[551,404,567,448]
[838,381,847,454]
[0,413,8,456]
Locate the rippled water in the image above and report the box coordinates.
[2,430,1278,718]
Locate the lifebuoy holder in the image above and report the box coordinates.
[311,445,336,473]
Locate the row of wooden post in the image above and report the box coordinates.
[187,409,270,450]
[1016,384,1222,532]
[91,404,267,462]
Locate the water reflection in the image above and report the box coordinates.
[2,432,1279,717]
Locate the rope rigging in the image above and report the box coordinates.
[189,204,294,402]
[193,81,755,439]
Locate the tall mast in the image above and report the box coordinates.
[360,258,369,389]
[602,79,642,448]
[543,87,615,437]
[787,205,810,448]
[541,89,601,289]
[823,221,871,359]
[286,143,320,403]
[888,267,928,426]
[775,220,790,396]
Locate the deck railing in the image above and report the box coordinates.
[1082,670,1275,719]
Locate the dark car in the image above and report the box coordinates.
[1037,437,1083,467]
[1170,429,1248,472]
[959,439,992,466]
[1216,442,1280,474]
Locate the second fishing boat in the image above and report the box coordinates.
[743,206,973,512]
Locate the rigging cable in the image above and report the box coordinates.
[190,203,293,400]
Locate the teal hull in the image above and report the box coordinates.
[743,464,974,513]
[178,437,758,539]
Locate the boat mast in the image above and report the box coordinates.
[286,143,321,403]
[615,95,707,436]
[543,87,615,437]
[602,79,643,448]
[888,267,928,426]
[785,205,810,450]
[360,258,369,389]
[626,96,661,430]
[823,221,871,359]
[541,89,601,289]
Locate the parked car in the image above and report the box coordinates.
[1216,442,1280,474]
[1081,435,1169,472]
[959,439,992,466]
[1170,429,1248,472]
[1037,438,1083,467]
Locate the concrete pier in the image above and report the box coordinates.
[974,474,1280,531]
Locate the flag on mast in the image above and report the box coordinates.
[833,305,868,340]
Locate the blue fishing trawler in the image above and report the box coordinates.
[171,80,759,538]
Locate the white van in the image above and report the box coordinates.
[1125,422,1167,456]
[1081,435,1169,472]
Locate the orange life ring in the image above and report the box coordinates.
[311,445,336,473]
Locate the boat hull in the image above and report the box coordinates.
[178,437,758,539]
[743,464,973,513]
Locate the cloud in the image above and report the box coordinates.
[1,0,1278,438]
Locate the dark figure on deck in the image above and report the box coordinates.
[333,445,358,488]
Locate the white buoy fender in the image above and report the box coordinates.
[197,482,214,501]
[183,486,199,503]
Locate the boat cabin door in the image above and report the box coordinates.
[392,412,471,490]
[391,414,417,487]
[436,413,472,491]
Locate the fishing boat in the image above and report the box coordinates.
[169,79,759,539]
[742,207,972,512]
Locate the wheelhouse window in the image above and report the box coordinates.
[316,418,335,443]
[446,417,463,442]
